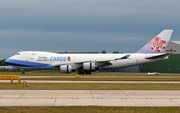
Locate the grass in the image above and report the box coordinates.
[20,77,180,81]
[1,71,180,90]
[0,106,180,113]
[1,83,180,90]
[1,71,180,76]
[1,71,180,81]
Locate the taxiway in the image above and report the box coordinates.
[0,90,180,106]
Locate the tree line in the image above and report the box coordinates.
[101,50,120,54]
[0,59,8,66]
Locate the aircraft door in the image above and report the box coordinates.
[29,53,36,62]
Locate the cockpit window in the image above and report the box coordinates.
[16,53,20,55]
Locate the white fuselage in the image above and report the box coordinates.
[5,51,168,70]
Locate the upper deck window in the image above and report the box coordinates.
[16,53,20,55]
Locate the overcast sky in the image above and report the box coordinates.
[0,0,180,60]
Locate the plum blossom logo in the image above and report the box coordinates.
[149,37,166,52]
[67,56,71,61]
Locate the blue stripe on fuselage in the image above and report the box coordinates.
[5,59,51,68]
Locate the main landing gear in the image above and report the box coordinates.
[84,70,92,74]
[78,70,92,74]
[78,67,92,74]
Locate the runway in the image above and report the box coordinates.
[0,90,180,106]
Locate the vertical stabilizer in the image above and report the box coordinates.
[137,30,173,53]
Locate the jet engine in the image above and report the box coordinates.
[60,65,72,73]
[83,62,95,70]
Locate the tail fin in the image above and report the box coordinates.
[137,30,173,53]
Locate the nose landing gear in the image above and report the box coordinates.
[21,69,25,74]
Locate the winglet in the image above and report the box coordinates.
[137,30,173,53]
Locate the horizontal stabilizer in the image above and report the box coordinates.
[145,53,172,59]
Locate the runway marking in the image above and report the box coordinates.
[1,97,178,99]
[71,98,77,99]
[146,98,153,99]
[97,98,103,99]
[171,98,177,99]
[47,98,53,99]
[21,97,27,99]
[121,98,127,99]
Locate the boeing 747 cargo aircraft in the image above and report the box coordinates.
[5,30,173,74]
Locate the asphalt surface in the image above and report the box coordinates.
[0,90,180,106]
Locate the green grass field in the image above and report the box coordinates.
[1,83,180,90]
[1,71,180,90]
[1,71,180,76]
[20,77,180,81]
[0,106,180,113]
[2,71,180,81]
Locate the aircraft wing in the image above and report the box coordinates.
[145,53,172,59]
[95,54,130,62]
[94,54,130,67]
[52,54,130,67]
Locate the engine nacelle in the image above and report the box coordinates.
[60,65,72,73]
[83,62,95,70]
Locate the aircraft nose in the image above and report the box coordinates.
[5,59,11,65]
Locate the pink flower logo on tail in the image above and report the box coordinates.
[149,37,166,52]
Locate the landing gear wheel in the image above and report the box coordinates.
[22,71,25,74]
[78,71,84,74]
[85,70,92,74]
[78,67,84,74]
[78,70,84,74]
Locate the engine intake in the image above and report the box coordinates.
[83,62,95,70]
[60,65,72,73]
